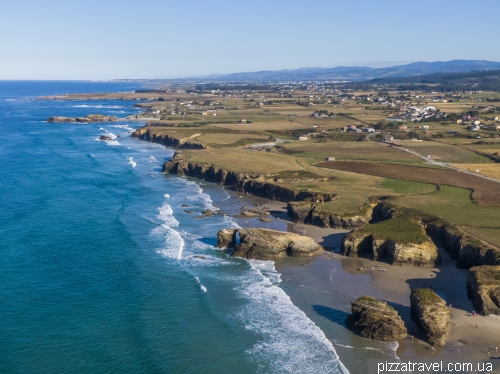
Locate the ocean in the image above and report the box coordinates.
[0,81,355,373]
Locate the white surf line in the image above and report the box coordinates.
[329,262,337,287]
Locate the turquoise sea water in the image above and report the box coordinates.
[0,82,350,373]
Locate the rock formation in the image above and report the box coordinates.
[410,289,450,346]
[216,228,323,260]
[466,265,500,316]
[345,296,407,341]
[287,202,373,229]
[341,231,440,267]
[47,114,118,123]
[426,223,500,268]
[158,152,335,204]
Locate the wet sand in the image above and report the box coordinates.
[206,186,500,367]
[276,242,500,362]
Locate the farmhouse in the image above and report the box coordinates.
[384,135,394,142]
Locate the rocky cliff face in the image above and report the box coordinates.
[466,265,500,316]
[287,202,374,229]
[373,236,439,266]
[161,153,334,204]
[410,289,450,347]
[426,223,500,268]
[216,228,324,260]
[131,128,206,149]
[345,296,407,342]
[341,231,440,267]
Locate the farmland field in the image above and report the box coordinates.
[398,141,493,163]
[316,160,500,206]
[280,141,424,164]
[451,163,500,180]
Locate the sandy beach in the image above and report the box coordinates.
[275,223,500,361]
[208,186,500,370]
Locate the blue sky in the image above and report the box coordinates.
[1,0,499,79]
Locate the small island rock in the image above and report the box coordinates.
[346,296,407,341]
[410,289,450,346]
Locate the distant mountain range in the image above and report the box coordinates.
[190,60,500,82]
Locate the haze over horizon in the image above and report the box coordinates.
[2,0,499,80]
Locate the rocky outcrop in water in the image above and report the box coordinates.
[345,296,407,342]
[216,228,323,260]
[47,114,118,123]
[466,265,500,316]
[410,289,450,346]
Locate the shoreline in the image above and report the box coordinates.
[200,183,500,371]
[129,111,500,370]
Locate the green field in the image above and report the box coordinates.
[393,186,500,227]
[280,140,425,165]
[400,141,493,163]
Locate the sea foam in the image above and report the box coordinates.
[235,261,349,374]
[127,157,137,168]
[153,202,184,259]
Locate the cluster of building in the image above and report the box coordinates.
[388,106,442,122]
[459,113,500,131]
[339,125,376,133]
[311,111,336,118]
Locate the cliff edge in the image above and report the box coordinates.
[466,265,500,316]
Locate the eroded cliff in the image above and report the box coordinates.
[216,228,324,260]
[466,265,500,316]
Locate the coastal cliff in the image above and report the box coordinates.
[161,152,335,204]
[342,231,440,266]
[287,202,374,229]
[410,289,450,347]
[345,296,407,342]
[216,228,324,260]
[132,127,206,149]
[466,265,500,316]
[132,127,500,264]
[341,207,441,267]
[426,223,500,268]
[341,203,500,268]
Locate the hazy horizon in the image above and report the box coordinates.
[2,0,499,80]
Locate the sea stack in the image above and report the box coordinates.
[410,289,450,346]
[345,296,407,342]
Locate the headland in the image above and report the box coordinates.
[41,79,500,367]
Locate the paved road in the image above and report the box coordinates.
[382,142,500,184]
[247,142,276,149]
